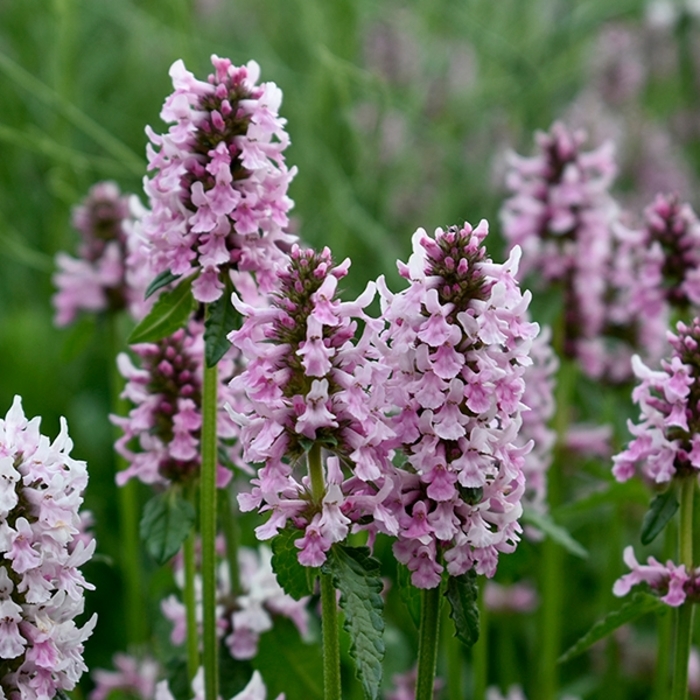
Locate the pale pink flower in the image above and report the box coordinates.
[142,56,297,303]
[230,246,395,566]
[613,546,699,607]
[161,544,308,663]
[112,321,241,488]
[0,397,96,700]
[500,122,633,380]
[378,221,537,587]
[613,319,700,484]
[91,654,160,700]
[53,181,151,325]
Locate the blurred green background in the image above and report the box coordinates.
[1,0,699,696]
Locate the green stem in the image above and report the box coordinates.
[219,485,241,598]
[107,315,146,646]
[416,585,442,700]
[306,445,341,698]
[537,366,574,700]
[320,573,342,700]
[472,580,488,700]
[308,443,325,504]
[200,362,219,700]
[182,525,200,681]
[655,523,677,700]
[671,476,696,700]
[537,330,576,700]
[441,603,463,700]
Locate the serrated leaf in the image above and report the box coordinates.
[204,276,240,367]
[145,269,181,299]
[445,570,479,648]
[396,562,421,628]
[559,592,666,664]
[253,617,323,700]
[641,488,679,545]
[128,275,196,344]
[140,491,195,565]
[322,544,385,700]
[271,528,317,600]
[522,507,588,559]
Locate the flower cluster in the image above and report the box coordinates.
[142,55,297,303]
[113,321,240,487]
[630,193,700,312]
[91,654,160,700]
[612,319,700,484]
[53,181,144,325]
[483,581,538,613]
[613,546,700,607]
[378,221,537,587]
[500,122,621,377]
[518,326,557,521]
[229,245,395,566]
[161,544,309,661]
[0,396,96,700]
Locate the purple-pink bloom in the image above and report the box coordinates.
[90,654,160,700]
[378,220,537,587]
[613,545,699,607]
[501,122,665,382]
[142,56,297,303]
[161,543,308,662]
[229,245,395,566]
[613,319,700,484]
[517,325,557,531]
[53,182,150,325]
[0,396,96,699]
[639,193,700,310]
[112,321,241,488]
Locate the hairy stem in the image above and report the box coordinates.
[320,572,342,700]
[219,485,241,598]
[182,524,200,681]
[537,323,577,700]
[416,585,442,700]
[200,362,219,700]
[671,476,696,700]
[307,444,341,699]
[472,580,488,700]
[108,315,146,645]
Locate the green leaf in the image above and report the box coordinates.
[522,507,588,559]
[253,617,323,700]
[145,269,181,299]
[128,275,196,344]
[396,562,421,628]
[559,592,666,664]
[445,570,480,648]
[204,275,240,367]
[641,488,679,545]
[140,491,196,565]
[271,528,318,600]
[322,544,385,700]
